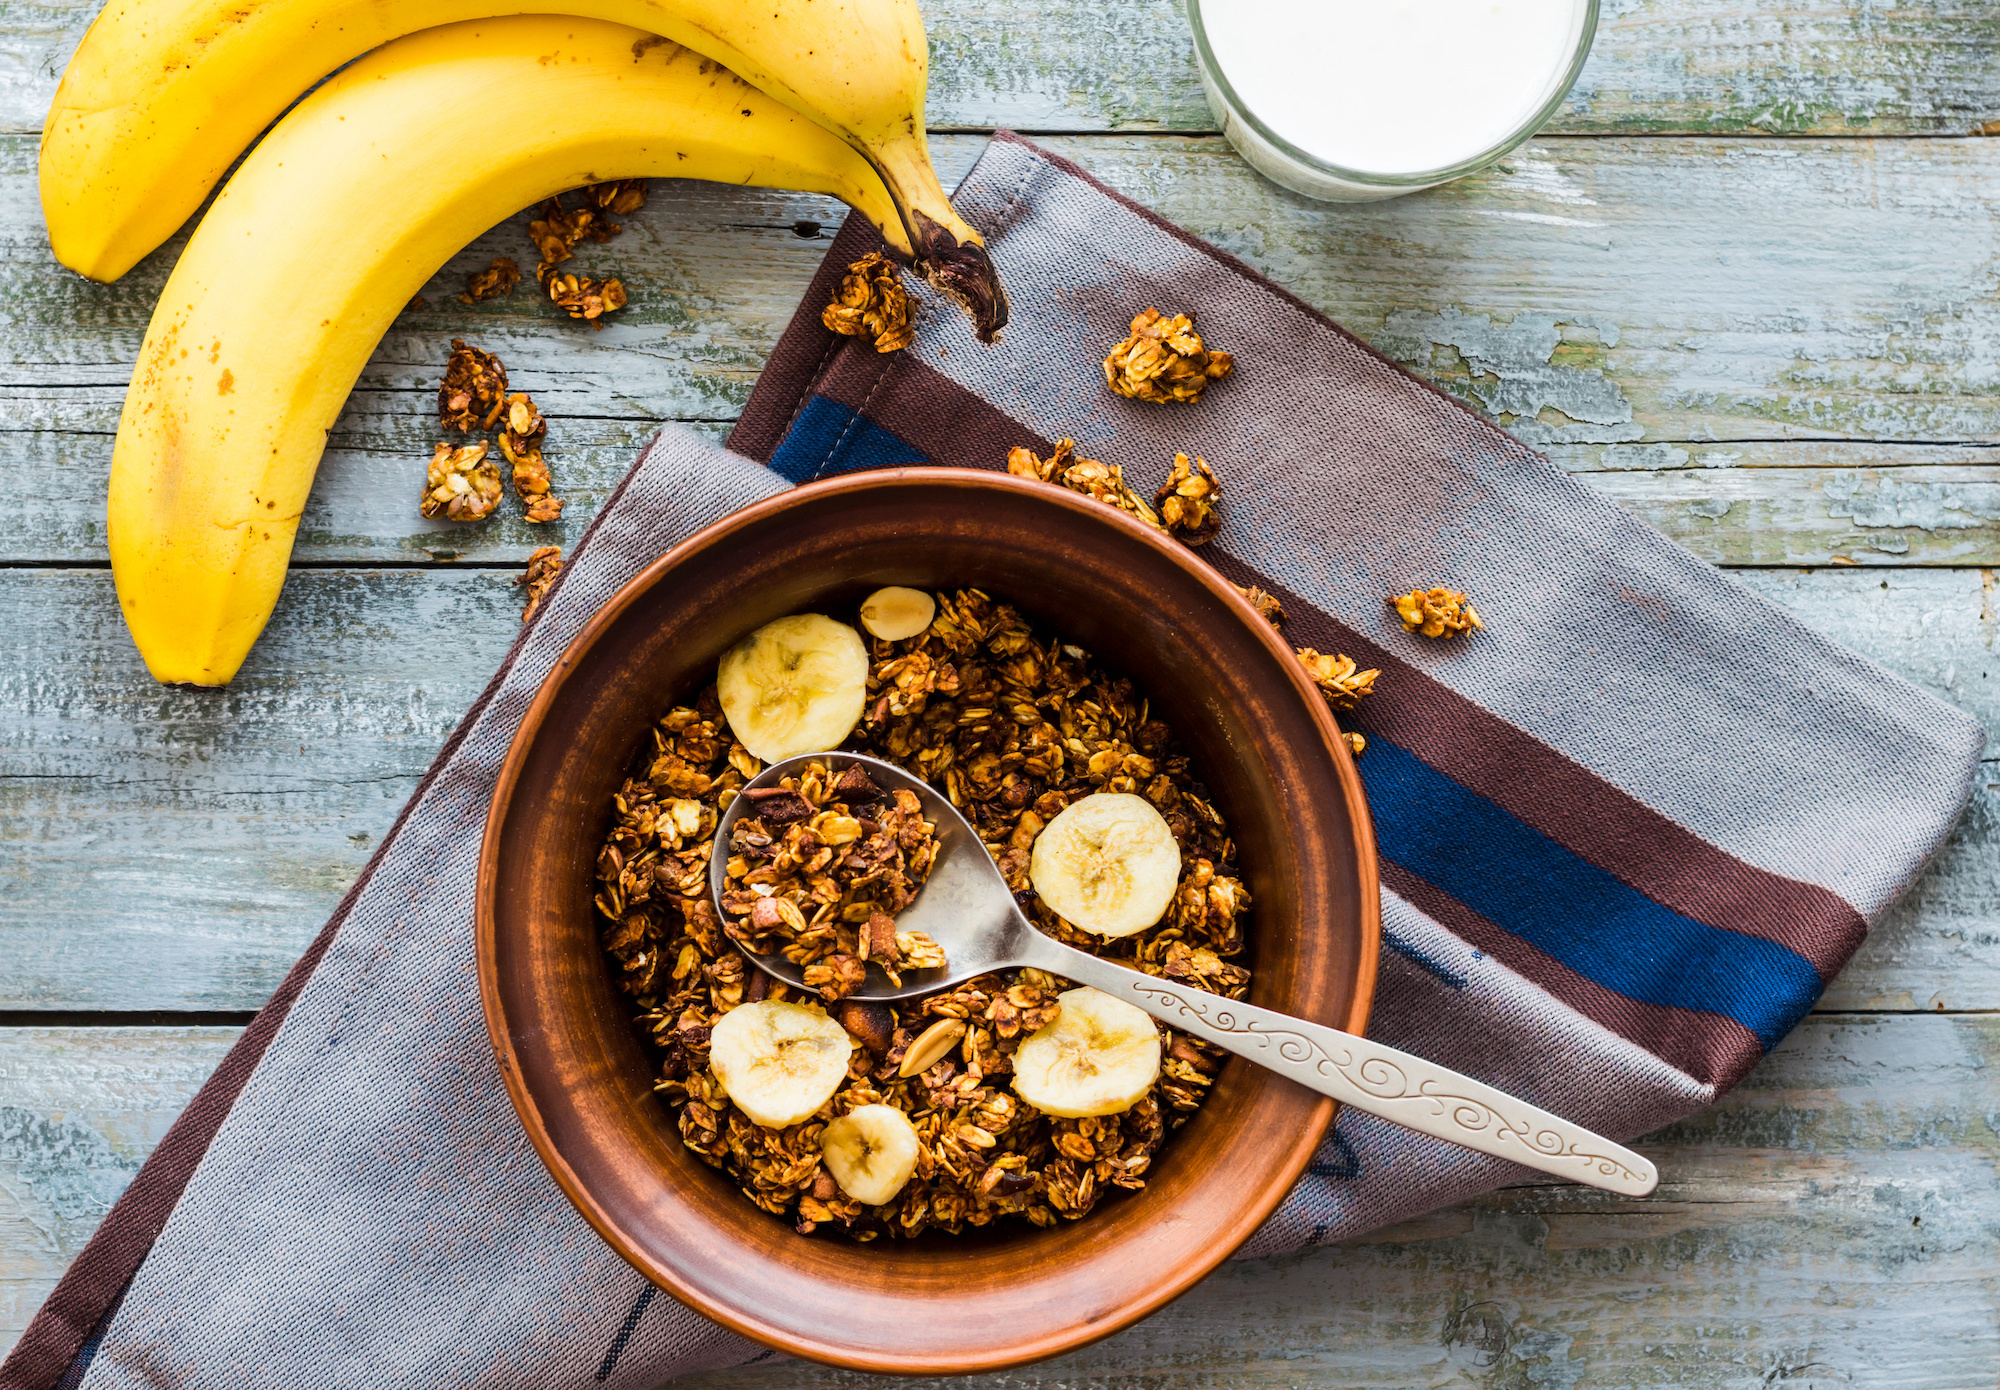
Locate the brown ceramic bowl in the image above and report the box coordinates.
[477,468,1378,1375]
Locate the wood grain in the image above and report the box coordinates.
[2,566,1992,1013]
[9,136,2000,566]
[4,1015,1994,1383]
[1,0,1996,137]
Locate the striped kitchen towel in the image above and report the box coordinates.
[5,133,1981,1390]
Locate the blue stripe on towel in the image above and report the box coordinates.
[768,396,930,484]
[1357,739,1821,1049]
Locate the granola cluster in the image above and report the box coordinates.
[1391,586,1483,638]
[1103,308,1234,404]
[1154,452,1221,546]
[1006,439,1162,530]
[719,761,947,998]
[596,590,1251,1238]
[528,181,641,328]
[419,441,501,521]
[460,256,521,304]
[429,341,564,525]
[821,252,916,353]
[516,544,563,620]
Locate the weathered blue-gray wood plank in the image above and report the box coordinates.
[1,565,1992,1012]
[9,136,2000,567]
[4,1016,1995,1383]
[2,0,1996,136]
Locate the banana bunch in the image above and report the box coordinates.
[54,6,1003,687]
[43,0,1005,327]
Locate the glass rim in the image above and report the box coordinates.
[1186,0,1601,188]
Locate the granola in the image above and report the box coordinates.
[718,761,945,1000]
[1006,439,1163,529]
[1391,586,1483,638]
[596,589,1250,1238]
[517,545,563,620]
[1235,584,1285,627]
[539,263,629,326]
[821,252,915,353]
[460,256,522,304]
[1103,308,1234,404]
[497,391,562,523]
[1296,648,1379,708]
[1154,453,1222,545]
[419,440,501,521]
[438,339,508,432]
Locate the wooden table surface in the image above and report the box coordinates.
[3,0,1998,1383]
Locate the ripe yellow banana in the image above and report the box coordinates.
[109,17,905,686]
[43,0,1006,335]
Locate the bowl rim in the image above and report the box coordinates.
[476,466,1381,1371]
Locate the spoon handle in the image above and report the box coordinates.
[1030,942,1658,1197]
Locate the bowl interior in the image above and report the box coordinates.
[480,469,1377,1374]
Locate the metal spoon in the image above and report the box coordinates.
[711,751,1658,1197]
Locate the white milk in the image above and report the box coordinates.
[1198,0,1589,180]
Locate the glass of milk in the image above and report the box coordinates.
[1188,0,1598,201]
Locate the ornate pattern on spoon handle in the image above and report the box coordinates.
[1041,946,1658,1197]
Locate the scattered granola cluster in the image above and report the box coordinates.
[821,252,915,353]
[1154,452,1221,546]
[428,341,565,526]
[1104,308,1234,404]
[516,544,563,620]
[720,761,947,999]
[596,590,1251,1238]
[460,256,521,305]
[1006,439,1161,529]
[1391,586,1483,638]
[527,181,642,328]
[419,440,501,521]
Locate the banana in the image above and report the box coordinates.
[857,586,936,642]
[820,1103,920,1204]
[1012,987,1162,1118]
[42,0,1008,336]
[107,20,907,686]
[716,614,870,763]
[1028,793,1183,938]
[709,999,855,1128]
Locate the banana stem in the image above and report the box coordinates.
[867,140,1009,342]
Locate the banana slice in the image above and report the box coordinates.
[820,1103,921,1205]
[1012,987,1162,1118]
[716,614,869,763]
[858,586,936,641]
[1029,792,1182,937]
[708,1000,854,1129]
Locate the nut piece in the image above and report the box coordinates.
[1154,453,1222,545]
[419,440,501,521]
[821,252,915,354]
[1296,648,1379,709]
[1345,731,1367,757]
[898,1017,967,1077]
[859,586,936,641]
[460,256,521,304]
[1103,308,1234,404]
[516,545,563,621]
[1006,439,1163,530]
[437,339,507,432]
[497,391,562,523]
[1391,587,1483,638]
[1235,584,1285,627]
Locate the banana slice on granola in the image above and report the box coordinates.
[1012,987,1161,1118]
[858,586,936,641]
[820,1103,921,1204]
[716,613,869,763]
[1029,791,1182,937]
[708,1000,854,1128]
